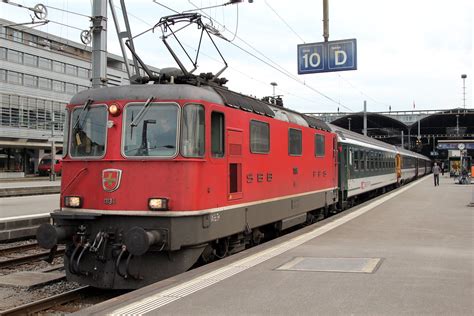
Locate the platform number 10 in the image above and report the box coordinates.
[302,52,321,68]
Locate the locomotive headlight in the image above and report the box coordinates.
[148,198,169,211]
[64,196,82,208]
[108,104,121,116]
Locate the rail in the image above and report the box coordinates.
[0,286,90,316]
[0,246,65,269]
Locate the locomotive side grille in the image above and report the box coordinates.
[229,144,242,156]
[214,87,275,117]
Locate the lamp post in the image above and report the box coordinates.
[461,74,467,112]
[270,82,277,97]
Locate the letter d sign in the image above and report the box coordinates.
[328,39,357,71]
[335,50,347,66]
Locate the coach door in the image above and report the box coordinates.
[227,129,243,200]
[396,154,401,182]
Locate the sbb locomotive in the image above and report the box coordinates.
[36,77,431,289]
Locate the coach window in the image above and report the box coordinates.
[289,128,302,156]
[362,150,367,171]
[354,150,359,171]
[181,104,205,158]
[315,134,325,157]
[250,120,270,154]
[211,111,225,157]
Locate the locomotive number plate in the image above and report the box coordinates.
[104,198,116,205]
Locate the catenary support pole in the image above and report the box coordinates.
[91,0,108,88]
[323,0,329,42]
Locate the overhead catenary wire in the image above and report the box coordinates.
[264,0,305,44]
[263,1,397,111]
[151,1,351,110]
[183,1,353,111]
[336,74,393,109]
[124,3,322,108]
[43,4,91,18]
[48,19,85,32]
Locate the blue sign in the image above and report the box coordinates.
[298,39,357,74]
[437,143,474,150]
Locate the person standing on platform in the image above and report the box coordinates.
[441,162,445,176]
[433,162,441,186]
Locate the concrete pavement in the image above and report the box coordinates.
[83,176,473,315]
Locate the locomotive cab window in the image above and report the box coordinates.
[181,104,205,158]
[289,128,302,156]
[250,120,270,154]
[123,102,179,158]
[62,110,70,157]
[70,105,107,158]
[315,134,325,157]
[211,112,225,158]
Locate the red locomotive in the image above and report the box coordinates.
[37,81,339,289]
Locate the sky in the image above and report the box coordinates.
[1,0,472,114]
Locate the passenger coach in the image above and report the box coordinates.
[330,124,398,209]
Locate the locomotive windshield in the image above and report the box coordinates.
[123,103,179,157]
[70,105,107,157]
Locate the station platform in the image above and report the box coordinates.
[0,177,60,241]
[0,178,60,197]
[78,175,472,315]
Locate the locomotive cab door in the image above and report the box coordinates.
[227,129,243,200]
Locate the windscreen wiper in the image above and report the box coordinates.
[130,96,154,127]
[73,99,94,131]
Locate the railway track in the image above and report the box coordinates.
[0,242,40,257]
[0,286,90,316]
[0,243,65,269]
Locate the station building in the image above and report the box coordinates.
[0,18,158,177]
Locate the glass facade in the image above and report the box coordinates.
[0,24,154,175]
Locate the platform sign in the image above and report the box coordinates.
[298,38,357,74]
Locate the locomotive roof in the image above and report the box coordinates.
[70,83,331,132]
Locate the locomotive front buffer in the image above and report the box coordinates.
[36,218,178,289]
